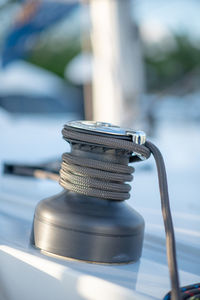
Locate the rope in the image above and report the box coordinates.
[60,126,150,201]
[60,153,134,200]
[60,125,181,300]
[145,141,181,300]
[62,125,151,160]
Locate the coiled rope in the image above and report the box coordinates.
[59,125,150,201]
[59,124,181,300]
[60,153,134,200]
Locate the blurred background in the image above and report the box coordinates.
[0,0,200,187]
[0,0,200,127]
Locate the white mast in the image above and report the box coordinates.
[89,0,144,127]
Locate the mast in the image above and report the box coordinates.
[89,0,144,127]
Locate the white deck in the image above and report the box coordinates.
[0,113,199,300]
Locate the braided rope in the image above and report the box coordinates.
[59,126,150,200]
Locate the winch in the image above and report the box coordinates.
[32,121,149,264]
[32,120,183,300]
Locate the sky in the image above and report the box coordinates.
[133,0,200,40]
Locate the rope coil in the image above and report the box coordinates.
[60,152,134,200]
[59,124,181,300]
[59,126,151,201]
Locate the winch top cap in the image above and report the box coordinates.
[66,120,146,145]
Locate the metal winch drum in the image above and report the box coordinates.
[32,121,148,264]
